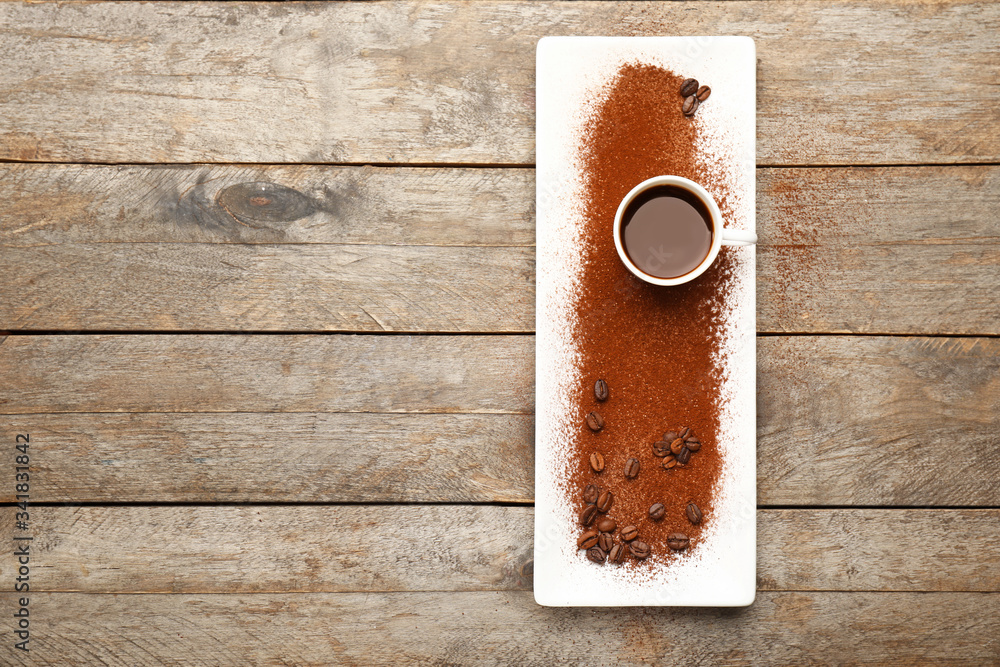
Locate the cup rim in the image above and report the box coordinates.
[612,175,723,286]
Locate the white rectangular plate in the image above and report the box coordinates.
[534,36,756,607]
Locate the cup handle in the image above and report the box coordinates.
[720,228,757,246]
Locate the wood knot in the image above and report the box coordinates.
[519,559,534,582]
[216,182,314,229]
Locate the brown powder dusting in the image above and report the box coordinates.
[567,63,737,568]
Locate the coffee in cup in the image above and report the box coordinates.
[613,176,756,286]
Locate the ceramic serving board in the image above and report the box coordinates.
[534,36,757,607]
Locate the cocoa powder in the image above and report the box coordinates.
[566,63,735,566]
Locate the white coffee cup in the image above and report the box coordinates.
[613,175,756,286]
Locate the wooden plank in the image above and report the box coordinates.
[2,413,536,503]
[0,165,536,246]
[0,1,997,165]
[757,167,1000,248]
[755,509,1000,592]
[1,335,998,506]
[0,506,535,594]
[0,242,536,332]
[1,506,996,593]
[0,334,536,415]
[2,591,998,665]
[2,165,998,334]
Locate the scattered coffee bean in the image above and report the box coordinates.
[682,95,699,117]
[629,540,651,559]
[589,452,605,473]
[608,543,626,564]
[667,533,690,551]
[682,429,700,447]
[620,525,639,542]
[596,489,614,513]
[595,517,617,533]
[670,438,685,455]
[679,78,699,97]
[598,532,614,552]
[594,379,609,402]
[578,528,599,549]
[684,437,701,452]
[580,504,599,527]
[663,431,678,442]
[696,85,711,102]
[587,546,606,564]
[586,411,604,432]
[662,455,678,470]
[624,457,640,479]
[686,502,703,525]
[679,427,691,439]
[649,503,666,521]
[652,440,671,457]
[676,447,691,465]
[583,484,599,505]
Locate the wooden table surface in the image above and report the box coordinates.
[1,1,998,664]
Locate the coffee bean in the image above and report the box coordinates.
[676,447,691,465]
[649,503,666,521]
[652,440,671,457]
[580,504,599,527]
[620,525,638,542]
[589,452,605,473]
[594,379,609,402]
[608,543,626,564]
[667,533,690,551]
[598,532,614,552]
[578,528,599,549]
[624,457,640,479]
[696,85,711,101]
[586,411,604,432]
[583,484,599,504]
[679,427,691,439]
[629,540,651,559]
[670,438,685,455]
[682,95,699,116]
[587,546,606,564]
[596,489,614,513]
[686,502,703,525]
[595,517,617,533]
[663,431,678,442]
[662,455,678,470]
[684,437,701,452]
[680,78,699,97]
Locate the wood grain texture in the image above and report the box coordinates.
[0,242,536,332]
[1,506,997,593]
[2,591,999,665]
[3,413,535,503]
[2,335,997,505]
[0,165,536,246]
[0,1,997,165]
[0,334,536,415]
[757,166,1000,335]
[757,336,1000,506]
[2,165,998,334]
